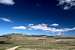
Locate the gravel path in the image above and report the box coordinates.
[6,46,20,50]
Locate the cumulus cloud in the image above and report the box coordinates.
[48,27,75,32]
[12,24,75,36]
[28,24,48,30]
[57,0,75,10]
[12,24,75,33]
[12,26,26,30]
[0,0,15,5]
[27,24,75,32]
[0,18,11,22]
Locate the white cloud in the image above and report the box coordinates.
[12,24,75,33]
[48,27,75,32]
[50,23,59,27]
[57,0,75,10]
[28,24,75,32]
[12,26,26,30]
[0,18,11,22]
[29,24,75,32]
[0,0,15,5]
[29,24,48,30]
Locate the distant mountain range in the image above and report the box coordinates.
[1,33,75,38]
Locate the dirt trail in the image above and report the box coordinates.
[6,46,20,50]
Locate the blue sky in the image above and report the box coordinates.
[0,0,75,36]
